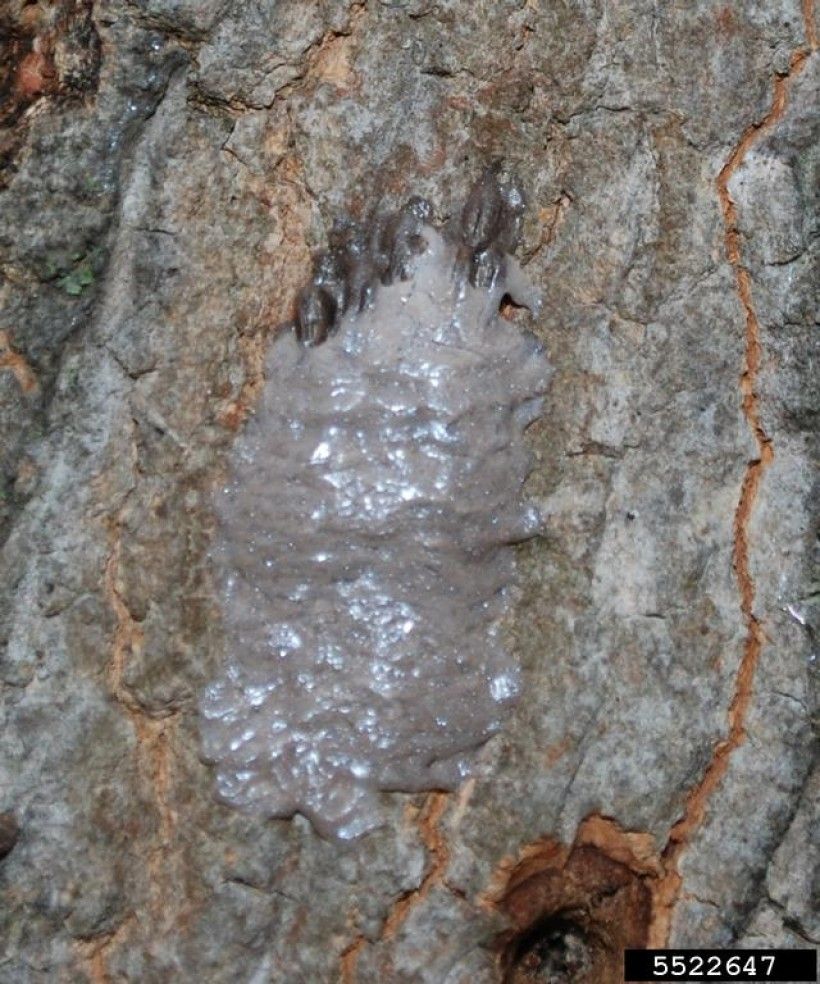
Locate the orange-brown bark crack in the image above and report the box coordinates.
[382,791,452,940]
[75,913,137,984]
[104,518,145,716]
[79,509,180,981]
[105,512,180,905]
[337,791,453,982]
[535,192,572,256]
[0,329,38,393]
[339,934,367,984]
[647,35,813,946]
[803,0,818,50]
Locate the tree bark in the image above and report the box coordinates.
[0,1,817,981]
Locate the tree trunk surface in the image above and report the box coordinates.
[0,1,817,981]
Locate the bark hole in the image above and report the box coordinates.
[495,840,652,984]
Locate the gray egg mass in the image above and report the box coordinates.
[200,171,552,840]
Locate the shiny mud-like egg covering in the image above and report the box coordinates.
[201,165,552,840]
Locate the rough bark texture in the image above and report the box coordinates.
[0,1,817,982]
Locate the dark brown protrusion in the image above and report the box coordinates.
[461,162,506,250]
[330,219,374,313]
[293,166,527,347]
[376,195,432,285]
[311,250,347,323]
[460,162,527,289]
[295,284,337,348]
[388,195,432,282]
[0,812,19,861]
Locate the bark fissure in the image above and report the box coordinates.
[80,499,181,980]
[338,791,453,982]
[0,329,38,394]
[647,28,814,946]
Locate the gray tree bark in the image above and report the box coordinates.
[0,1,817,981]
